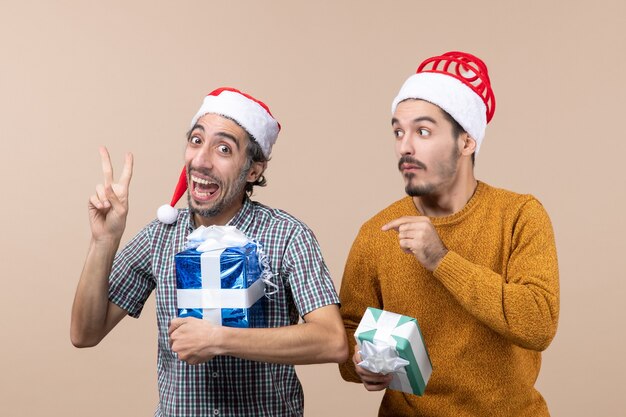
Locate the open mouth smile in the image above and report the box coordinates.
[190,174,220,201]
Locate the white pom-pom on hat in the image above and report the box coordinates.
[157,167,187,224]
[157,204,179,224]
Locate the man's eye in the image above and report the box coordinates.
[189,135,202,145]
[218,145,231,154]
[394,130,404,138]
[418,128,430,137]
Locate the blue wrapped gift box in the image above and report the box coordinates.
[175,242,266,328]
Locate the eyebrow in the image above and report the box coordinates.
[187,124,204,138]
[215,132,241,149]
[391,116,438,126]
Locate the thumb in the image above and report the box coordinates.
[353,344,363,363]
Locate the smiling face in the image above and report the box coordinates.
[392,99,471,198]
[185,113,264,226]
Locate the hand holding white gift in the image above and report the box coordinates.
[355,307,432,396]
[358,340,410,374]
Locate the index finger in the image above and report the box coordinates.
[118,152,134,188]
[168,317,186,336]
[99,146,114,187]
[382,216,422,232]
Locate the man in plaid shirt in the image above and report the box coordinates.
[71,87,348,416]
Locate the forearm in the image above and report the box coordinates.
[434,250,559,351]
[171,305,348,365]
[221,304,348,364]
[221,317,346,364]
[70,238,123,347]
[338,329,362,383]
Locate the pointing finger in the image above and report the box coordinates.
[382,216,418,232]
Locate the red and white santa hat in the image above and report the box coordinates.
[391,51,496,154]
[157,87,280,224]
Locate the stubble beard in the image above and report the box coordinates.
[188,160,251,218]
[404,173,435,197]
[402,145,461,197]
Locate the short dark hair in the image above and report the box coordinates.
[244,137,268,195]
[220,115,269,195]
[438,106,475,164]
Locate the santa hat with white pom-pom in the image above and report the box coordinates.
[157,87,280,224]
[391,51,496,155]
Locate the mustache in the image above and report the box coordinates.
[398,155,427,171]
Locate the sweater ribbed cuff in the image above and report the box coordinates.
[434,250,474,294]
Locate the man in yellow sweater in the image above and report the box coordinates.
[338,51,559,416]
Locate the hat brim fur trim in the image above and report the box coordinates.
[391,72,487,154]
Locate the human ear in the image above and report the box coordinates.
[460,134,477,156]
[246,161,267,183]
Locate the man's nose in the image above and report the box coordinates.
[398,135,414,156]
[191,145,213,169]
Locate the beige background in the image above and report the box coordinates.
[1,0,624,415]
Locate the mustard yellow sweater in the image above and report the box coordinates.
[339,181,559,417]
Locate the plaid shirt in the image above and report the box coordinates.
[108,197,340,417]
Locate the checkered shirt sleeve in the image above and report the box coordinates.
[281,226,339,316]
[108,224,157,317]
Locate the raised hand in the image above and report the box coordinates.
[382,216,448,271]
[88,147,134,242]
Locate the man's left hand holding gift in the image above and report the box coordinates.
[71,88,348,416]
[350,349,394,391]
[169,306,345,365]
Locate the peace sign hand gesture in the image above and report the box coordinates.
[88,147,134,242]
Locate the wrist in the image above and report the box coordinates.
[90,236,122,252]
[427,247,449,272]
[214,326,235,356]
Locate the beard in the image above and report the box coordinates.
[400,144,461,197]
[187,159,251,218]
[404,173,435,197]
